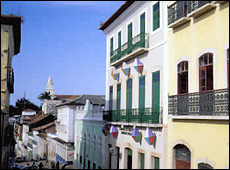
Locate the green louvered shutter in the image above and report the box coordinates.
[117,83,121,121]
[126,79,132,122]
[110,37,114,56]
[141,153,145,169]
[139,76,145,122]
[109,86,113,111]
[128,23,132,53]
[118,31,121,51]
[152,71,160,123]
[154,157,159,169]
[153,2,160,31]
[140,13,145,34]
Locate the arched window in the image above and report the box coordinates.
[178,61,188,94]
[198,163,213,169]
[199,53,213,92]
[173,144,191,169]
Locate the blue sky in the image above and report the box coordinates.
[1,1,125,106]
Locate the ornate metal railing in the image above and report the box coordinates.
[168,1,214,26]
[7,68,14,93]
[103,107,162,124]
[168,89,229,115]
[110,33,149,64]
[168,1,188,25]
[187,1,214,14]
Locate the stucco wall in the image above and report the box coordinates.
[167,2,229,169]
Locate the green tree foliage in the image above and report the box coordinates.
[38,91,51,101]
[9,97,40,115]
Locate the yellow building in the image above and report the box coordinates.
[1,15,21,169]
[167,1,229,169]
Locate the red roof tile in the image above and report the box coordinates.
[32,121,55,131]
[23,109,35,112]
[54,94,80,100]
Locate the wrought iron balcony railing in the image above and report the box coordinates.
[110,33,149,65]
[168,1,216,28]
[168,1,188,26]
[187,1,214,15]
[168,89,229,116]
[103,107,162,124]
[7,68,14,93]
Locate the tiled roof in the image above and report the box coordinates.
[53,95,80,100]
[99,1,134,30]
[32,121,55,131]
[26,114,48,125]
[56,95,105,107]
[45,125,56,134]
[37,132,47,139]
[37,125,56,139]
[23,115,36,121]
[23,109,35,112]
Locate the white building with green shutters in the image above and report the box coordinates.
[100,1,168,169]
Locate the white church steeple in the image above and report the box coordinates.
[45,75,54,96]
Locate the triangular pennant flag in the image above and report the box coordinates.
[102,124,110,136]
[131,127,141,143]
[144,128,156,145]
[134,58,143,74]
[111,68,119,81]
[121,62,130,76]
[110,126,118,138]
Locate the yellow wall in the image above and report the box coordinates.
[167,2,229,169]
[1,31,10,112]
[167,119,229,169]
[168,2,229,95]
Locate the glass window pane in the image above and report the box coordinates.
[185,62,188,71]
[209,55,213,64]
[201,70,205,78]
[200,57,204,66]
[201,79,205,86]
[204,55,208,65]
[182,62,184,71]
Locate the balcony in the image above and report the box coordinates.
[103,107,162,125]
[187,1,216,18]
[168,1,191,28]
[7,68,14,93]
[110,33,149,66]
[168,89,229,118]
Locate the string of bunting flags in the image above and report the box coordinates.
[111,58,143,80]
[102,124,156,146]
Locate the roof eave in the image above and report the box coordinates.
[99,1,134,31]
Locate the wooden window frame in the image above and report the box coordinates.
[177,61,188,94]
[199,53,213,93]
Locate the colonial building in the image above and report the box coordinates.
[19,113,56,161]
[167,1,229,169]
[70,95,106,169]
[100,1,169,169]
[1,14,21,169]
[42,76,79,116]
